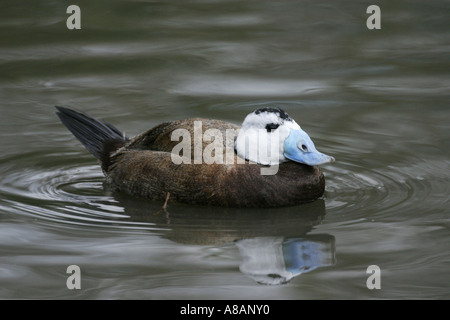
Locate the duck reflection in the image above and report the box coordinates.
[114,195,336,285]
[236,235,335,285]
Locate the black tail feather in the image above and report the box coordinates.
[55,106,127,168]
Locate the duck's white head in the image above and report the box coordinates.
[235,107,335,166]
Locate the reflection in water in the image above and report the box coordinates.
[117,195,335,285]
[237,235,335,285]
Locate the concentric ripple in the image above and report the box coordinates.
[0,151,158,233]
[323,157,449,221]
[1,142,447,232]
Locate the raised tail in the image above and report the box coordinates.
[55,106,127,170]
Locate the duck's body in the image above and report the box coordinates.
[56,107,333,207]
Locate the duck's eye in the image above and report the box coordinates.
[265,123,279,132]
[298,143,308,152]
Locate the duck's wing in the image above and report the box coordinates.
[124,118,240,156]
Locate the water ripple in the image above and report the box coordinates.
[323,157,448,221]
[0,152,156,232]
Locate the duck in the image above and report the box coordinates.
[56,106,334,207]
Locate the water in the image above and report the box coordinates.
[0,0,449,299]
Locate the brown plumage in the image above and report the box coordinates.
[56,107,325,208]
